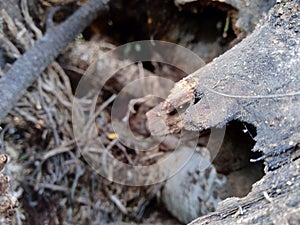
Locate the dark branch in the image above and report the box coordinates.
[0,0,109,122]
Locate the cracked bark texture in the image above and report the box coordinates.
[0,154,18,225]
[147,0,300,171]
[147,1,300,224]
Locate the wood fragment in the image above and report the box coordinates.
[0,154,18,225]
[189,151,300,225]
[147,0,300,170]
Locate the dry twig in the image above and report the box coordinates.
[0,0,109,123]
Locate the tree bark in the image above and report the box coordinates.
[147,0,300,224]
[189,150,300,225]
[147,0,300,171]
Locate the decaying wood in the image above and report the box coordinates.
[0,0,109,123]
[0,154,18,225]
[147,0,300,224]
[189,149,300,225]
[147,0,300,171]
[161,147,226,224]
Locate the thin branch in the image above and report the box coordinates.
[0,0,109,123]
